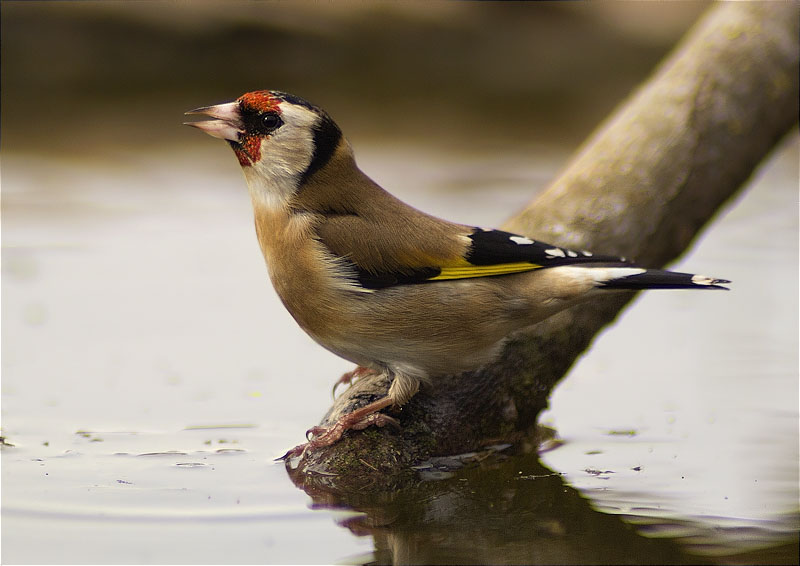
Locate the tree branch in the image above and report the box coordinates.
[287,2,799,492]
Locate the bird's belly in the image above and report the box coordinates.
[271,272,518,378]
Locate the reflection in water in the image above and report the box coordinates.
[292,449,713,565]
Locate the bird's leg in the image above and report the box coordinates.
[307,396,398,444]
[280,396,398,460]
[280,372,420,460]
[332,365,379,398]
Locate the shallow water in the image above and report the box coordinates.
[2,135,798,564]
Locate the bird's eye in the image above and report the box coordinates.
[260,112,283,133]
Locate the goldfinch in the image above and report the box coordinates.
[185,90,729,455]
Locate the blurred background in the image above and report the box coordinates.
[2,1,712,155]
[2,2,797,564]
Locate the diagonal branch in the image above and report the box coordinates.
[287,1,799,492]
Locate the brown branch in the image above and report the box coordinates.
[287,2,799,492]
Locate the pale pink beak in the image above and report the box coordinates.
[184,102,243,142]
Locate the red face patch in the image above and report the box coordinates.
[232,136,262,167]
[232,91,283,166]
[238,90,281,114]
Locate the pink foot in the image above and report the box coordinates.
[279,396,398,460]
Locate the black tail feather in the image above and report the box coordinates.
[599,269,730,291]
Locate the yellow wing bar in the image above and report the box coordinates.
[429,261,542,281]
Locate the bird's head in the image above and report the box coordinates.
[185,90,344,206]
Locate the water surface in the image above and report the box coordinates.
[2,136,797,563]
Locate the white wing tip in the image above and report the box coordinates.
[691,274,730,286]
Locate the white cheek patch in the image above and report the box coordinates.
[244,105,320,211]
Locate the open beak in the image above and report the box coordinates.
[184,101,243,142]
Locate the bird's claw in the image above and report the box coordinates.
[278,443,308,461]
[281,396,398,459]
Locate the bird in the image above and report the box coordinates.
[185,90,729,458]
